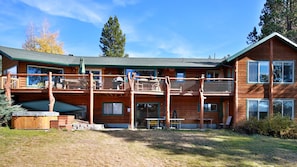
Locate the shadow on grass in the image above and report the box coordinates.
[101,129,297,166]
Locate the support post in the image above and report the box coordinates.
[199,74,205,129]
[128,72,135,129]
[48,72,55,112]
[234,58,239,127]
[89,73,94,124]
[165,76,171,129]
[269,40,274,117]
[4,72,11,104]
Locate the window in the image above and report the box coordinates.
[248,61,294,83]
[247,99,269,120]
[206,71,219,78]
[86,69,102,88]
[248,99,294,120]
[27,65,63,86]
[125,69,156,78]
[4,65,17,75]
[176,71,185,82]
[198,103,218,112]
[103,103,123,115]
[273,100,294,119]
[248,61,269,83]
[273,61,293,83]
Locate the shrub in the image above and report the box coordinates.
[234,114,297,139]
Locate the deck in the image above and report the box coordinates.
[1,73,234,96]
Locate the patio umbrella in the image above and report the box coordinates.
[79,57,86,74]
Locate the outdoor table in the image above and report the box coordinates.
[145,118,165,129]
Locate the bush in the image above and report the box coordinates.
[234,114,297,139]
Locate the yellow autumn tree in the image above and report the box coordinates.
[23,20,64,54]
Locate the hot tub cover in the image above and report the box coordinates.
[19,100,83,113]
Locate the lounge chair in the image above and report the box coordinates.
[219,116,232,128]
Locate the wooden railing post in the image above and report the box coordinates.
[89,73,94,124]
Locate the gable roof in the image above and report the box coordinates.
[225,32,297,63]
[0,46,222,68]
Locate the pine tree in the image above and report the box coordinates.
[0,91,26,126]
[247,0,297,44]
[99,16,126,57]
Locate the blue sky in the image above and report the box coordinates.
[0,0,265,58]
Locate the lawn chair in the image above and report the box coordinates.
[219,116,232,128]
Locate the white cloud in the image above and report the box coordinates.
[112,0,139,7]
[19,0,109,26]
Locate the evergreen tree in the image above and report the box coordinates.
[99,16,126,57]
[0,91,26,126]
[247,0,297,44]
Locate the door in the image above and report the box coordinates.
[135,103,160,128]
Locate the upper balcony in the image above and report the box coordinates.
[0,73,234,96]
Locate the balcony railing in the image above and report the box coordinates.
[204,78,234,94]
[0,73,234,95]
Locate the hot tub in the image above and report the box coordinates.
[12,111,59,130]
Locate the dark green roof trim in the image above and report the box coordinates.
[0,46,223,68]
[225,32,297,63]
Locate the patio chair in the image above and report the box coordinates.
[219,116,232,128]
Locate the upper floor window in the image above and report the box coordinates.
[176,71,185,82]
[27,65,63,87]
[273,61,293,83]
[248,61,269,83]
[86,69,102,88]
[206,70,219,78]
[248,61,294,83]
[125,69,156,78]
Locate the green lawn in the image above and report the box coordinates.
[0,127,296,167]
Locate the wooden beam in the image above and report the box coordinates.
[4,72,11,104]
[128,72,135,129]
[269,39,274,117]
[89,73,94,124]
[165,76,171,129]
[199,74,205,129]
[48,72,55,112]
[234,58,238,127]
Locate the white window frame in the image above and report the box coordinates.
[248,61,269,83]
[103,102,123,115]
[273,61,294,83]
[247,99,269,120]
[273,99,294,119]
[86,69,102,85]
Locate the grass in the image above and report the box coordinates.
[0,127,297,167]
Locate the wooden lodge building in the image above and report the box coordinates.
[1,32,297,129]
